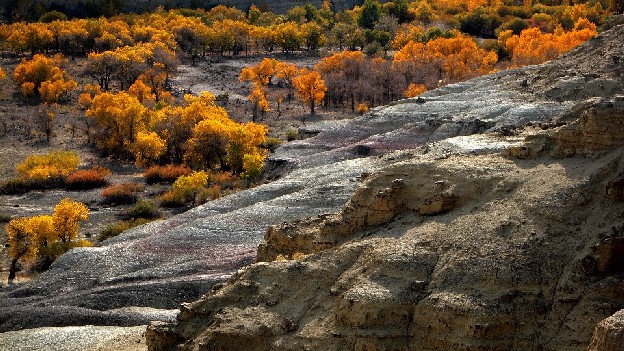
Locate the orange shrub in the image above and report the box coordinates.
[196,185,222,204]
[356,102,370,115]
[143,164,191,184]
[100,182,143,205]
[404,83,427,98]
[65,166,111,190]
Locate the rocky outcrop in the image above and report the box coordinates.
[145,22,624,351]
[150,140,624,351]
[589,310,624,351]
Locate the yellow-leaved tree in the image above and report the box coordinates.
[13,54,77,103]
[52,198,90,243]
[86,91,150,157]
[183,92,268,175]
[133,131,166,167]
[6,218,39,284]
[6,198,90,283]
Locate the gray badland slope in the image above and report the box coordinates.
[1,18,623,336]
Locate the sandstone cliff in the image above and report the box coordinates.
[145,20,624,351]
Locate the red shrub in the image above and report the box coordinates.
[100,182,142,205]
[144,164,191,185]
[65,166,111,190]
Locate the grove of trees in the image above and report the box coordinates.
[0,0,612,280]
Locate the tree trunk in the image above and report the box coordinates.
[310,99,315,116]
[8,258,18,284]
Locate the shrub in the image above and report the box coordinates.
[286,129,299,141]
[99,218,153,241]
[160,171,213,207]
[101,183,143,205]
[143,164,191,185]
[65,166,111,190]
[500,17,530,35]
[196,185,222,204]
[0,212,11,223]
[159,190,186,208]
[171,171,208,202]
[16,150,80,181]
[39,11,67,23]
[124,200,160,220]
[356,102,370,115]
[0,178,34,194]
[262,137,283,153]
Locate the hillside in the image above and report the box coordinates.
[145,18,624,351]
[1,14,624,351]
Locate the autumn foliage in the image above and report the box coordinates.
[16,151,80,181]
[101,182,143,205]
[6,198,90,283]
[13,54,77,102]
[499,18,597,67]
[292,68,327,116]
[65,166,111,190]
[143,164,191,184]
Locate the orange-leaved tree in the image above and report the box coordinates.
[405,83,427,98]
[239,58,278,86]
[248,83,270,122]
[499,18,597,67]
[393,33,498,86]
[292,68,327,117]
[240,58,279,121]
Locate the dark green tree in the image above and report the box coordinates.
[358,0,380,30]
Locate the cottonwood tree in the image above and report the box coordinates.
[6,218,38,284]
[5,198,89,284]
[85,91,150,157]
[13,54,77,102]
[52,198,90,243]
[293,68,327,117]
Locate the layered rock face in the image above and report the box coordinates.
[2,15,624,351]
[145,21,624,351]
